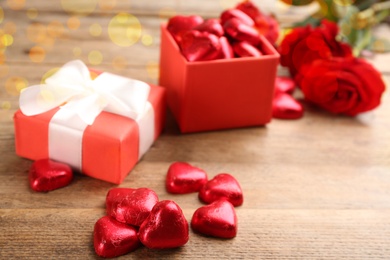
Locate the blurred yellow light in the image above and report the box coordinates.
[112,56,127,70]
[146,61,159,79]
[27,8,38,19]
[7,0,25,10]
[73,47,82,57]
[88,50,103,65]
[61,0,97,16]
[27,23,47,43]
[47,21,64,38]
[0,7,4,24]
[1,34,13,46]
[108,13,142,47]
[89,23,102,37]
[67,16,81,30]
[41,67,60,84]
[29,46,46,63]
[4,22,17,35]
[158,8,176,20]
[5,77,28,96]
[142,34,153,46]
[1,101,11,110]
[99,0,117,11]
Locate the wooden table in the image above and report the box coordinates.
[1,1,390,259]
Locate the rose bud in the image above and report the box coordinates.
[179,30,221,62]
[233,41,262,57]
[223,18,260,46]
[220,9,254,27]
[194,18,224,37]
[167,15,204,44]
[218,36,234,59]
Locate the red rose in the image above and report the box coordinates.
[299,57,386,116]
[279,20,352,77]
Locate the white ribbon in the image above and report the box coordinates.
[19,60,155,170]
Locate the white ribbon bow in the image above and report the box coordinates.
[20,60,151,125]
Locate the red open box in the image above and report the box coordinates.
[159,24,280,133]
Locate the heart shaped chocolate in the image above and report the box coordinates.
[223,18,260,46]
[180,30,221,62]
[275,76,296,94]
[199,173,243,206]
[94,216,141,258]
[138,200,189,249]
[272,92,304,120]
[29,159,73,192]
[106,187,159,226]
[219,36,234,59]
[167,15,204,44]
[166,162,208,194]
[220,9,255,27]
[191,200,237,238]
[233,41,262,57]
[194,18,224,37]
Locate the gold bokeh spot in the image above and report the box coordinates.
[88,50,103,65]
[67,16,81,30]
[29,46,46,63]
[73,47,82,57]
[146,61,159,79]
[7,0,25,10]
[41,67,60,84]
[112,56,127,70]
[158,8,176,20]
[61,0,98,16]
[47,21,64,38]
[40,89,55,102]
[4,22,17,35]
[1,101,11,110]
[27,8,38,19]
[142,34,153,46]
[1,34,13,47]
[5,76,28,96]
[99,0,117,11]
[90,23,102,37]
[108,13,142,47]
[27,23,47,43]
[0,7,4,24]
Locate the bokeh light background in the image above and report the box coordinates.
[0,0,278,115]
[0,0,357,116]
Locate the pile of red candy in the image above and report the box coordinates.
[167,1,279,62]
[93,161,243,258]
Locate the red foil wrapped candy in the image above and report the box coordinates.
[191,200,238,238]
[179,30,222,62]
[94,216,141,258]
[166,161,208,194]
[138,200,189,249]
[199,173,243,206]
[29,159,73,192]
[106,187,159,226]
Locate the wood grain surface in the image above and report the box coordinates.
[1,0,390,259]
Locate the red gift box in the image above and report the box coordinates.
[14,62,166,184]
[159,24,280,133]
